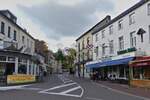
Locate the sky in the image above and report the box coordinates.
[0,0,140,52]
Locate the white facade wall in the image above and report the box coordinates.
[93,1,150,60]
[0,15,35,56]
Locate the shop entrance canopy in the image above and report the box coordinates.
[86,57,135,69]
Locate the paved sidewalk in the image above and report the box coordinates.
[97,80,150,99]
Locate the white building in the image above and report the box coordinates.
[87,0,150,82]
[0,10,39,84]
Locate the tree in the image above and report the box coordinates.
[64,48,76,73]
[54,49,65,73]
[67,48,76,68]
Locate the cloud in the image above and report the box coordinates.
[18,0,114,40]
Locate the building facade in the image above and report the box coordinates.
[0,10,39,85]
[86,0,150,87]
[76,30,93,78]
[76,16,111,78]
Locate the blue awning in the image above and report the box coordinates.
[86,57,135,69]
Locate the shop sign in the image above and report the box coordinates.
[7,74,36,84]
[112,52,135,60]
[131,62,150,67]
[117,47,136,55]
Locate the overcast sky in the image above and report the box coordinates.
[0,0,140,52]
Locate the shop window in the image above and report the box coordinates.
[0,63,5,75]
[18,64,27,74]
[143,67,150,80]
[119,67,125,77]
[0,56,6,61]
[133,67,144,79]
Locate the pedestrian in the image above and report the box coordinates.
[78,72,81,78]
[93,71,96,81]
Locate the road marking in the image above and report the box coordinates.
[19,87,43,91]
[0,85,31,91]
[92,82,150,100]
[58,74,73,84]
[39,75,84,98]
[60,86,81,94]
[39,82,76,93]
[40,91,82,98]
[86,97,104,100]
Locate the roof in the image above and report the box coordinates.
[0,10,17,20]
[92,0,149,35]
[76,15,111,41]
[0,10,35,40]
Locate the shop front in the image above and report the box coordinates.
[0,51,39,86]
[129,57,150,88]
[86,57,135,83]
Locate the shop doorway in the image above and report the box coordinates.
[5,63,15,75]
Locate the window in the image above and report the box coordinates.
[102,43,106,56]
[109,25,113,35]
[109,40,114,54]
[30,41,33,49]
[95,34,98,42]
[27,38,29,48]
[130,31,136,47]
[95,46,98,57]
[119,36,124,50]
[22,36,25,44]
[87,37,89,44]
[1,22,5,34]
[148,3,150,15]
[78,43,80,52]
[13,30,17,41]
[118,20,123,30]
[82,40,84,49]
[102,30,105,39]
[8,26,11,38]
[119,66,125,77]
[129,13,135,25]
[82,52,84,61]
